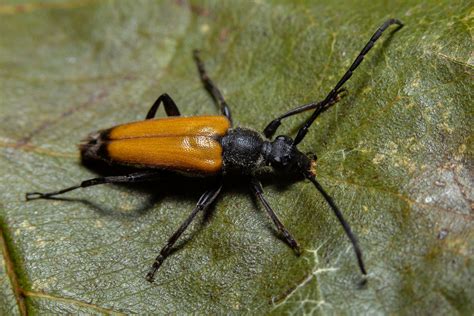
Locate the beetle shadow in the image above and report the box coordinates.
[49,159,306,260]
[49,159,217,219]
[54,159,303,219]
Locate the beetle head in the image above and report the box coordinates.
[265,135,313,175]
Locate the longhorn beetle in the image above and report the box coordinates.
[26,19,403,282]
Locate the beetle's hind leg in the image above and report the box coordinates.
[193,50,232,124]
[250,178,301,255]
[146,93,181,119]
[146,183,223,282]
[25,171,161,200]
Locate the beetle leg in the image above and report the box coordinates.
[145,93,181,119]
[146,183,223,282]
[25,171,161,200]
[193,50,232,124]
[250,178,301,255]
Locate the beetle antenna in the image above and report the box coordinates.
[307,174,367,275]
[293,19,403,145]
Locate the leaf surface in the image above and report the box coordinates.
[0,0,472,314]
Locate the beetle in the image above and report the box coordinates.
[26,19,403,282]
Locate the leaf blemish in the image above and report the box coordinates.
[372,153,384,165]
[200,24,210,33]
[35,239,47,248]
[272,246,338,311]
[19,220,36,231]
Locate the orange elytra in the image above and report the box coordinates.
[83,115,230,173]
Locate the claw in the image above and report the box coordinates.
[25,192,45,201]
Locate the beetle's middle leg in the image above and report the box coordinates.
[250,178,301,255]
[193,50,232,124]
[146,93,181,119]
[146,182,223,282]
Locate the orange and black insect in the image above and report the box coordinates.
[26,19,403,282]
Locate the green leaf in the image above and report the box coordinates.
[1,0,472,314]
